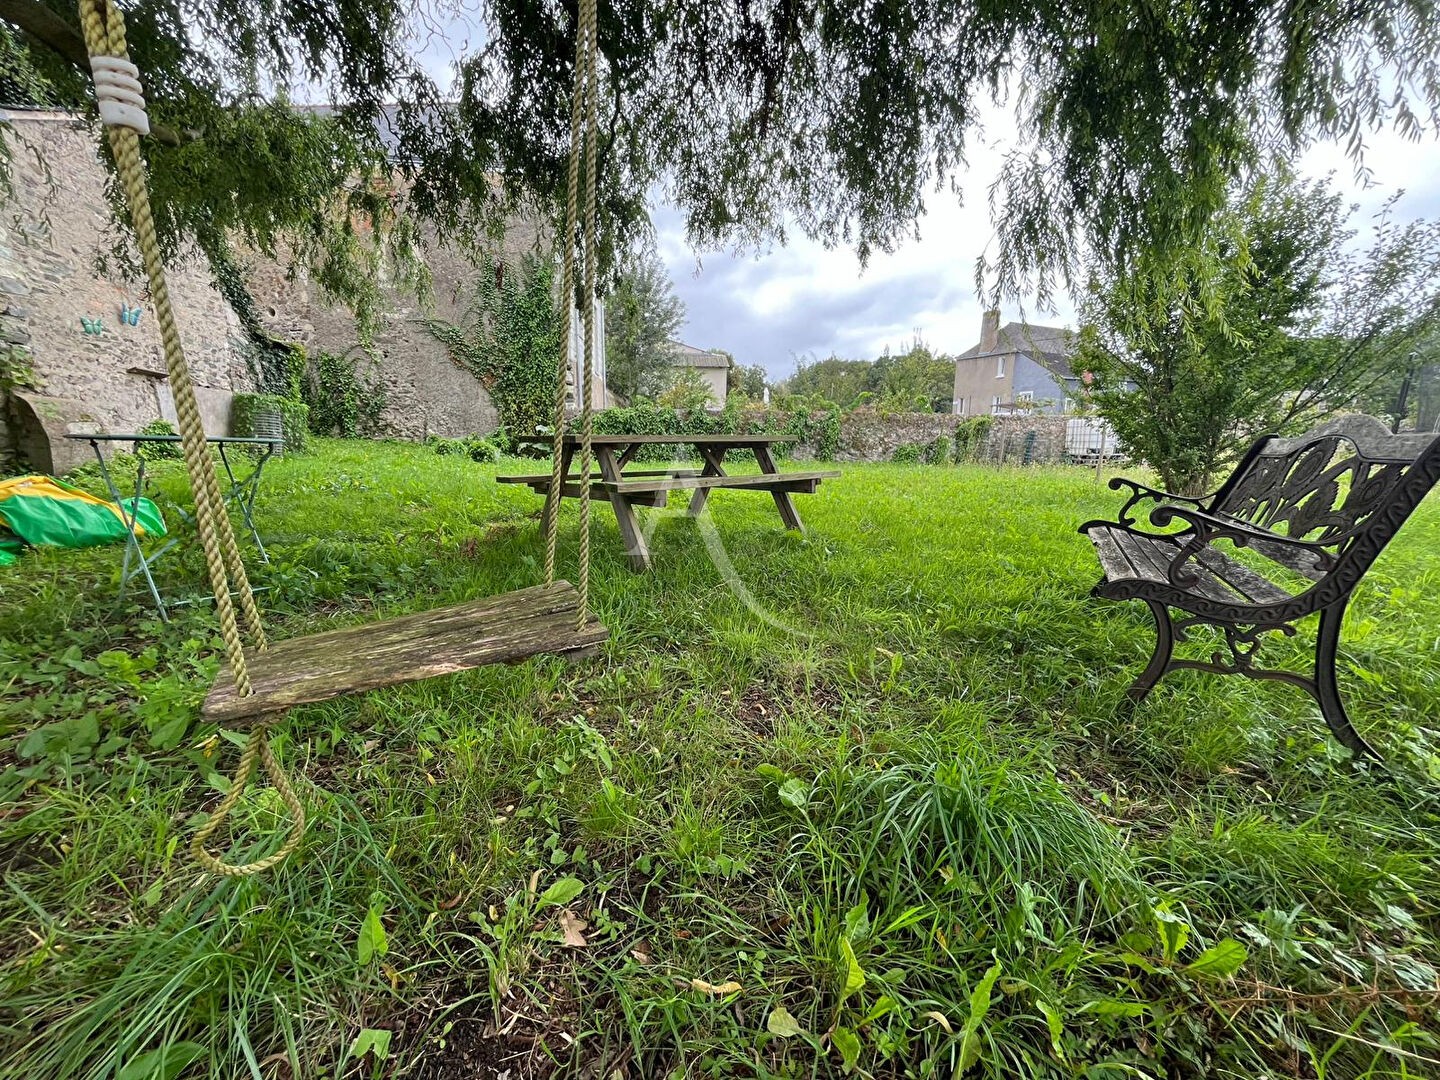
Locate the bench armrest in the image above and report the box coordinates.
[1108,477,1210,526]
[1147,503,1338,581]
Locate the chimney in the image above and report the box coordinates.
[980,309,1001,353]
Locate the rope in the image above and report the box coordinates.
[541,0,600,631]
[543,0,590,585]
[80,0,301,875]
[575,0,599,628]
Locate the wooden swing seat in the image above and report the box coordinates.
[202,581,607,726]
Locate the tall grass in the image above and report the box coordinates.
[1,439,1437,1078]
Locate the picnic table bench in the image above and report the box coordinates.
[499,434,839,571]
[1080,415,1440,757]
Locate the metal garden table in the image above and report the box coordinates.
[65,433,281,620]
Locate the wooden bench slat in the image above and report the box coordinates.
[1193,545,1293,605]
[604,471,840,494]
[202,581,607,725]
[496,469,704,484]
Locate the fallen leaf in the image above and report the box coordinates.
[559,909,589,948]
[488,904,500,922]
[437,892,464,911]
[674,929,693,940]
[766,1006,804,1037]
[690,978,742,995]
[631,941,653,965]
[921,1010,953,1033]
[527,869,541,899]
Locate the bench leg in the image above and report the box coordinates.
[755,445,805,531]
[688,446,727,517]
[595,446,652,572]
[1128,599,1175,704]
[1312,599,1379,758]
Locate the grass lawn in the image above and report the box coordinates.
[2,437,1438,1080]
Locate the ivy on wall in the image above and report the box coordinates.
[303,350,389,438]
[427,254,561,449]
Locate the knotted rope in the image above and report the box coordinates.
[543,0,600,629]
[79,0,303,876]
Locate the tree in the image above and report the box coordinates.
[866,339,953,412]
[3,0,1435,318]
[1077,171,1440,495]
[728,361,768,401]
[783,355,872,407]
[604,245,685,401]
[655,364,715,411]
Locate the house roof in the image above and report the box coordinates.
[665,340,730,369]
[960,321,1077,380]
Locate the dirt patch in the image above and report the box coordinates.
[404,981,580,1080]
[730,676,844,739]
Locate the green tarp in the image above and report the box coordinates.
[0,475,166,565]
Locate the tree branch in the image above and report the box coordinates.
[0,0,182,145]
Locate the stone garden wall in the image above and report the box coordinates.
[786,409,1071,464]
[0,113,253,473]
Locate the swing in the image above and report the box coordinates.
[78,0,609,874]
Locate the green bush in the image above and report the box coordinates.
[431,435,502,464]
[232,393,310,454]
[953,415,993,462]
[923,433,952,464]
[891,442,922,464]
[135,419,181,461]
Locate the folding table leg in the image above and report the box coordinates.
[219,443,271,562]
[91,443,168,621]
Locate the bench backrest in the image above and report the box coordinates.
[1210,415,1440,583]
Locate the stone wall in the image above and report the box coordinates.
[0,110,544,472]
[979,415,1069,465]
[0,112,253,473]
[243,217,546,441]
[834,409,964,461]
[738,408,1072,464]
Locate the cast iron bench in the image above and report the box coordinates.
[1080,415,1440,757]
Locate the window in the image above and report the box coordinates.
[954,396,966,416]
[995,355,1006,378]
[991,395,1002,413]
[1016,390,1034,404]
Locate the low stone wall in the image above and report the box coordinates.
[834,410,962,462]
[780,409,1070,464]
[978,416,1069,465]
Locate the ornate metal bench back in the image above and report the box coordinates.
[1212,416,1440,578]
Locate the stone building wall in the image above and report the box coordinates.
[0,109,545,472]
[243,218,547,441]
[0,111,253,473]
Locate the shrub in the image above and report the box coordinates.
[432,435,502,463]
[232,393,309,454]
[953,415,993,462]
[923,433,952,464]
[891,442,922,464]
[135,419,181,461]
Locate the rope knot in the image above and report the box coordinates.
[90,56,150,135]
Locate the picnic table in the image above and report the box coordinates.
[498,433,839,571]
[66,433,281,620]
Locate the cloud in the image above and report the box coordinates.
[660,123,1440,382]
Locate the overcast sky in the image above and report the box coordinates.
[656,124,1440,381]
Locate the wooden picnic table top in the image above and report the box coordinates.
[515,433,794,446]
